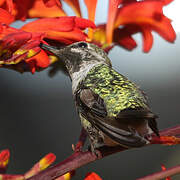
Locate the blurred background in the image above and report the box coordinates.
[0,0,180,179]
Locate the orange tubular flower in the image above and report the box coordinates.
[91,0,176,52]
[151,135,180,145]
[84,0,97,39]
[106,0,122,44]
[0,0,66,21]
[24,153,56,179]
[42,0,62,8]
[55,170,75,180]
[0,149,10,173]
[0,0,177,73]
[0,15,95,73]
[0,8,14,24]
[63,0,81,17]
[27,0,66,19]
[21,16,96,43]
[84,172,102,180]
[0,24,46,73]
[114,0,176,52]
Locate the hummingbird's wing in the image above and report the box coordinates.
[76,88,158,148]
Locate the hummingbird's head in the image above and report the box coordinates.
[40,41,112,75]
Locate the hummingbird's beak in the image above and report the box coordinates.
[40,43,63,56]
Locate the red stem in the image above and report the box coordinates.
[137,165,180,180]
[27,125,180,180]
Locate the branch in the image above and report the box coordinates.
[137,165,180,180]
[27,125,180,180]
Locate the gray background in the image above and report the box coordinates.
[0,1,180,179]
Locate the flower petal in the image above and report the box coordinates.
[92,25,107,46]
[0,27,43,71]
[0,0,6,6]
[84,172,102,180]
[163,0,174,6]
[0,31,32,52]
[92,24,136,51]
[26,49,50,69]
[151,136,180,145]
[115,1,176,44]
[42,0,62,8]
[55,170,75,180]
[113,26,137,50]
[39,153,56,170]
[0,8,14,24]
[0,149,10,173]
[141,26,153,52]
[84,0,97,22]
[22,17,95,33]
[5,0,14,13]
[74,17,96,30]
[45,29,88,42]
[106,0,122,44]
[63,0,81,17]
[84,0,97,39]
[24,153,56,179]
[21,17,95,43]
[28,0,66,18]
[13,0,35,21]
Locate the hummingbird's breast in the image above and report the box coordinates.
[81,64,149,117]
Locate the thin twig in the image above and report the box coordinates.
[137,165,180,180]
[27,125,180,180]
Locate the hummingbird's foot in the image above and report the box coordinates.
[88,144,102,159]
[88,144,101,159]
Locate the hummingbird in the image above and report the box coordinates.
[40,41,159,151]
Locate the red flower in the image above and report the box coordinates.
[27,0,66,19]
[84,172,102,180]
[150,135,180,145]
[114,0,176,52]
[0,24,47,73]
[0,151,56,179]
[0,0,177,73]
[0,0,66,21]
[0,149,10,173]
[21,16,95,43]
[55,170,75,180]
[84,0,98,39]
[0,16,95,73]
[42,0,62,8]
[91,0,176,52]
[63,0,81,17]
[0,8,14,24]
[24,153,56,178]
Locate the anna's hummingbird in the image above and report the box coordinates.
[41,42,159,151]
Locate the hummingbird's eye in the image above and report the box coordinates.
[78,42,88,48]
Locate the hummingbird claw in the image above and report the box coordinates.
[88,145,101,159]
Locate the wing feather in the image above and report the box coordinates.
[76,88,159,148]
